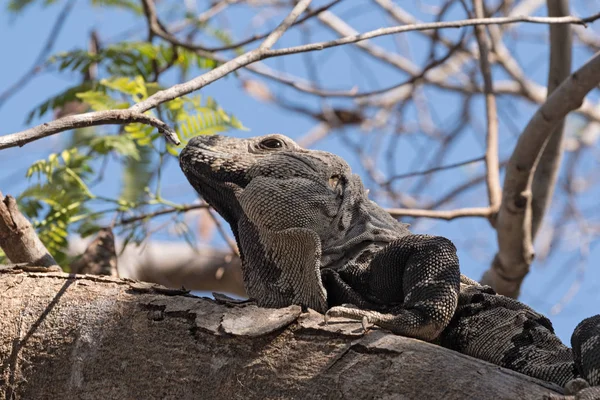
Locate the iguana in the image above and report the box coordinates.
[179,133,600,398]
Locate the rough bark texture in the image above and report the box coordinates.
[0,193,58,268]
[0,271,563,400]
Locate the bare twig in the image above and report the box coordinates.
[118,203,210,226]
[3,8,599,152]
[472,0,502,216]
[131,0,312,113]
[386,206,494,220]
[259,0,313,49]
[0,110,179,150]
[483,51,600,298]
[160,0,340,52]
[530,0,573,239]
[269,12,600,58]
[0,0,75,110]
[386,156,485,184]
[132,9,600,113]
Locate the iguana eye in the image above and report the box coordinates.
[259,138,284,149]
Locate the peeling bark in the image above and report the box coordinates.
[0,192,58,269]
[0,271,563,400]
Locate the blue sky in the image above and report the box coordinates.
[1,1,599,342]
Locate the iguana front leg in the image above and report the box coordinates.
[325,235,460,341]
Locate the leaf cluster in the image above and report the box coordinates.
[20,77,245,264]
[2,1,248,266]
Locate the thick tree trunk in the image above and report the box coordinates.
[0,271,563,400]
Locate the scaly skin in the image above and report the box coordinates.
[179,134,600,397]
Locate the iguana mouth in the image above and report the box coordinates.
[179,141,249,189]
[179,138,251,225]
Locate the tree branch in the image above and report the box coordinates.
[259,0,313,50]
[132,0,313,113]
[483,51,600,298]
[267,12,600,58]
[386,206,494,220]
[0,192,59,269]
[0,110,179,150]
[131,9,600,113]
[2,8,598,152]
[0,271,564,399]
[472,0,502,216]
[530,0,573,239]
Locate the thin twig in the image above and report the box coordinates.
[118,203,210,226]
[0,0,75,109]
[0,110,179,150]
[132,10,600,113]
[131,0,313,113]
[386,206,494,220]
[472,0,502,216]
[206,209,239,256]
[260,0,313,49]
[163,0,340,52]
[344,30,467,98]
[386,156,485,184]
[266,12,600,57]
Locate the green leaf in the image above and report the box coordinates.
[26,82,99,123]
[119,145,153,203]
[76,90,129,111]
[49,42,220,81]
[101,76,146,99]
[90,0,142,14]
[7,0,59,13]
[173,96,248,144]
[89,135,141,160]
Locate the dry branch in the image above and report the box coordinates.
[483,51,600,298]
[0,192,58,269]
[0,0,75,110]
[0,110,179,150]
[0,271,564,399]
[122,7,599,114]
[530,0,573,238]
[472,0,502,215]
[386,206,494,220]
[2,8,599,150]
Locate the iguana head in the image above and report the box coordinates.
[179,133,351,227]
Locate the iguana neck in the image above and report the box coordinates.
[320,176,410,269]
